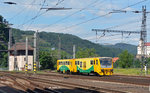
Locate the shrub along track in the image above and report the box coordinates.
[0,72,127,93]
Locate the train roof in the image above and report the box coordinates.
[57,57,112,61]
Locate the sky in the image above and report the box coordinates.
[0,0,150,46]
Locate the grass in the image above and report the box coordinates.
[114,68,150,76]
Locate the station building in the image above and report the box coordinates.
[9,43,33,71]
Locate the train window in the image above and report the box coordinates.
[66,61,67,65]
[78,61,79,65]
[96,60,98,65]
[75,61,77,65]
[80,62,82,68]
[90,60,94,65]
[67,61,69,65]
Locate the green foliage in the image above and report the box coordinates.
[146,57,150,68]
[12,30,123,57]
[76,47,98,58]
[133,59,141,68]
[0,15,9,67]
[117,50,134,68]
[114,68,150,75]
[104,43,137,55]
[39,51,54,70]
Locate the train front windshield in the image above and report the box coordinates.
[100,58,112,68]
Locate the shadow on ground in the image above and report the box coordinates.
[0,86,25,93]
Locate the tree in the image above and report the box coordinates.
[76,47,98,58]
[117,50,134,68]
[0,15,9,68]
[39,51,54,70]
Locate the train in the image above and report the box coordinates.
[57,57,113,76]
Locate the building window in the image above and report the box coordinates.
[15,58,17,61]
[24,58,26,61]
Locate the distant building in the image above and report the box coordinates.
[9,43,33,71]
[137,39,150,58]
[113,57,119,63]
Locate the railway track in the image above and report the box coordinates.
[1,71,150,86]
[35,72,150,86]
[9,74,128,93]
[0,74,61,93]
[0,72,128,93]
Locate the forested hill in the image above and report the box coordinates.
[103,43,137,55]
[12,28,124,57]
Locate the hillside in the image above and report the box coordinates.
[12,28,123,57]
[103,43,137,55]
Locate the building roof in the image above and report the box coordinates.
[145,42,150,46]
[113,57,119,63]
[10,43,33,51]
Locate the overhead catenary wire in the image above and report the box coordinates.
[17,0,65,29]
[48,0,148,32]
[38,0,105,31]
[17,0,36,28]
[25,0,47,30]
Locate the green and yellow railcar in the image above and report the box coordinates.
[57,57,113,76]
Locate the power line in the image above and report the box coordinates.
[38,0,105,31]
[17,0,65,29]
[49,0,148,32]
[17,0,36,28]
[25,0,47,30]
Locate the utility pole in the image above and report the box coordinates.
[140,6,147,75]
[33,32,37,73]
[73,45,76,59]
[14,41,18,71]
[58,35,61,59]
[25,37,28,74]
[8,25,12,70]
[36,31,39,70]
[2,21,13,70]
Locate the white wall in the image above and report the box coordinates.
[9,56,33,71]
[137,46,150,55]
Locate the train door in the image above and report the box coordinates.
[57,60,59,71]
[83,61,86,70]
[69,59,75,72]
[94,59,99,72]
[69,60,73,72]
[72,59,76,72]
